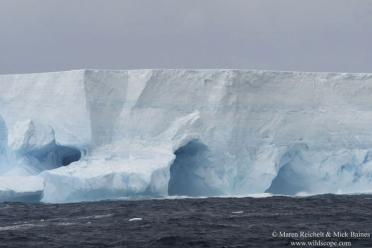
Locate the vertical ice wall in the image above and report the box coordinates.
[83,70,128,145]
[0,70,91,146]
[0,115,7,167]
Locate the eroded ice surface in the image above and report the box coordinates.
[0,115,8,169]
[1,69,372,203]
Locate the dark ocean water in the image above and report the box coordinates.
[1,194,372,248]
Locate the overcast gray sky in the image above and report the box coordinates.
[0,0,371,74]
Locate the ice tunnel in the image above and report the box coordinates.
[22,143,82,171]
[168,140,220,196]
[265,144,311,195]
[6,120,83,172]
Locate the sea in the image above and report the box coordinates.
[0,194,372,247]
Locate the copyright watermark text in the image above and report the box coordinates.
[271,231,371,247]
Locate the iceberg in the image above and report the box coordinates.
[1,69,372,203]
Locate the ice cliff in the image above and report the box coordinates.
[1,69,372,203]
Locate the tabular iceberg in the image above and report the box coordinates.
[1,69,372,203]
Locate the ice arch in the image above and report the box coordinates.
[168,140,220,196]
[265,163,309,195]
[265,144,311,195]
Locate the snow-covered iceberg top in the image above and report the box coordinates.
[1,69,372,203]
